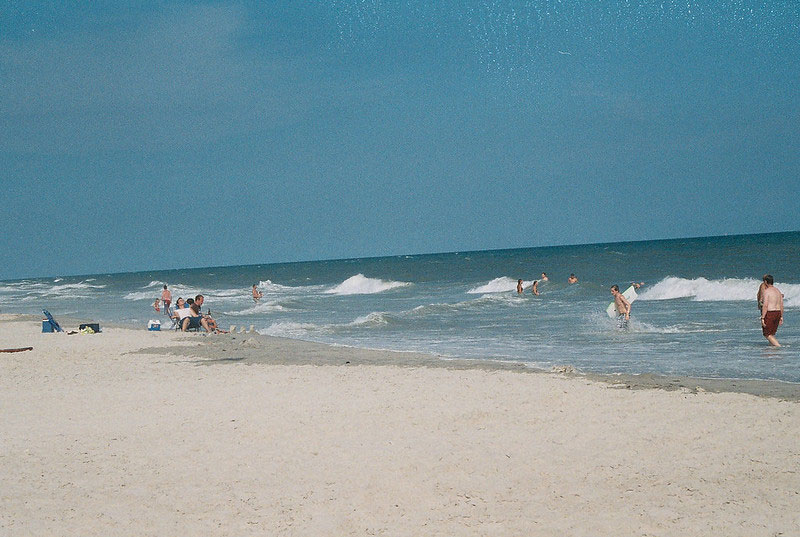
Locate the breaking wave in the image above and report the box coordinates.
[325,274,410,295]
[639,277,800,306]
[225,301,287,316]
[260,321,327,337]
[468,277,533,294]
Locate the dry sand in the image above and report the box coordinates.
[1,314,798,536]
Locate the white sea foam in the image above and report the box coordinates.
[224,301,286,316]
[50,281,106,292]
[640,277,800,306]
[467,277,533,294]
[325,274,410,295]
[124,290,168,300]
[349,312,392,326]
[125,284,245,302]
[260,321,326,337]
[257,279,308,293]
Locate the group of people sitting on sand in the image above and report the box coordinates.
[170,294,222,333]
[155,283,266,333]
[154,285,222,333]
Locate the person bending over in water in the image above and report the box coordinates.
[611,284,631,329]
[568,273,578,284]
[760,274,784,347]
[531,280,540,296]
[517,279,524,294]
[252,284,263,302]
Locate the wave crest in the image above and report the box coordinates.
[468,277,532,294]
[325,274,410,295]
[640,277,800,306]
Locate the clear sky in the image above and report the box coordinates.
[2,1,798,280]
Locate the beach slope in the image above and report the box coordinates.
[1,316,798,536]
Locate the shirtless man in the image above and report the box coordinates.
[540,272,548,282]
[252,284,263,301]
[611,284,631,328]
[161,284,172,316]
[760,274,784,346]
[567,273,578,284]
[516,279,524,294]
[756,276,768,312]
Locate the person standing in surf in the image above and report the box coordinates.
[161,284,172,316]
[611,284,631,329]
[757,275,768,312]
[516,279,524,294]
[531,280,540,296]
[760,274,784,347]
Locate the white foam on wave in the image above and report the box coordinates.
[467,277,533,294]
[259,321,327,337]
[0,280,108,300]
[225,301,286,316]
[349,312,392,326]
[640,277,800,306]
[143,281,163,288]
[256,279,311,293]
[125,290,164,300]
[50,281,106,292]
[125,284,244,302]
[325,274,410,295]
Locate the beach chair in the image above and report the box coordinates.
[172,309,202,332]
[42,310,64,332]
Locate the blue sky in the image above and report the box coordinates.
[2,1,798,280]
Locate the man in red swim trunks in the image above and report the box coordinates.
[760,274,784,347]
[161,284,172,317]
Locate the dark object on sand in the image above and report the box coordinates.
[0,347,33,353]
[42,310,64,332]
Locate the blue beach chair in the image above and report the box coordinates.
[42,309,64,332]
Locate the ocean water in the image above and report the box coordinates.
[1,232,798,382]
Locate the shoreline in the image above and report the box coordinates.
[8,313,800,400]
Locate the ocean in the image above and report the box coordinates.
[1,232,798,382]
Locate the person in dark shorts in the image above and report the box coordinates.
[181,303,211,332]
[760,274,784,346]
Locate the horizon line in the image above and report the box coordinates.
[3,229,798,282]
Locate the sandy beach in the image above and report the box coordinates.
[1,314,798,536]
